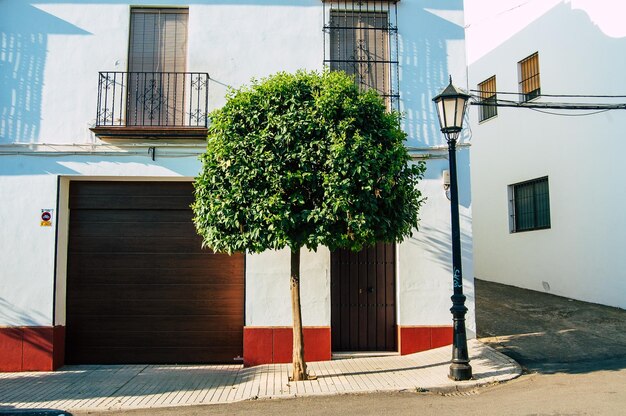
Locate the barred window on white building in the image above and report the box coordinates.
[478,76,497,122]
[323,0,400,111]
[509,177,551,233]
[519,52,541,102]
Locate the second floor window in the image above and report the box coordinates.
[324,1,399,110]
[128,7,189,126]
[478,76,497,122]
[519,52,540,102]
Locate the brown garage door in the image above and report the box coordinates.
[65,181,244,364]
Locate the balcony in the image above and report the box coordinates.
[90,72,209,140]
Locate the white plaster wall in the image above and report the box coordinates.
[0,0,323,326]
[243,0,474,330]
[0,0,323,144]
[0,152,203,326]
[397,1,468,148]
[466,0,626,308]
[395,0,474,333]
[398,155,475,337]
[0,173,58,326]
[245,248,330,327]
[0,0,473,331]
[188,2,323,110]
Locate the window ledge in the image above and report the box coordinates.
[90,126,208,141]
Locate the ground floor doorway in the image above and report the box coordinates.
[330,242,396,352]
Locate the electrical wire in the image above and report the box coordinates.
[469,94,626,111]
[528,108,611,116]
[469,89,626,99]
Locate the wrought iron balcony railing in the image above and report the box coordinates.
[95,71,209,129]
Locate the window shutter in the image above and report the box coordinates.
[127,8,188,126]
[478,76,497,121]
[519,52,540,101]
[129,8,188,73]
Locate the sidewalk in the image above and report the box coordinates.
[0,340,521,412]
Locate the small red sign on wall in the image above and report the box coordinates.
[41,209,53,227]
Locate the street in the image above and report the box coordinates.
[71,280,626,416]
[73,369,626,416]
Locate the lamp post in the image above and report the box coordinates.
[432,76,473,381]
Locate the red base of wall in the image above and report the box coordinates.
[244,325,452,366]
[0,326,65,372]
[398,326,453,355]
[243,327,331,367]
[1,325,450,371]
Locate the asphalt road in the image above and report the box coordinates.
[475,279,626,374]
[66,280,626,415]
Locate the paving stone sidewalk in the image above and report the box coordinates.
[0,340,521,412]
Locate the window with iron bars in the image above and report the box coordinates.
[323,0,400,111]
[519,52,540,102]
[478,76,497,122]
[509,177,551,233]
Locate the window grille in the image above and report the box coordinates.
[323,0,400,111]
[519,52,540,102]
[478,76,497,122]
[509,177,550,232]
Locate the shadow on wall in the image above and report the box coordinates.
[0,297,49,327]
[398,0,465,148]
[409,219,473,272]
[0,1,90,144]
[421,150,471,209]
[409,154,472,270]
[0,155,82,176]
[1,0,465,146]
[471,1,626,98]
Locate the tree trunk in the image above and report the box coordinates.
[290,248,308,381]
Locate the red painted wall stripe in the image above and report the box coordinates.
[244,326,452,365]
[243,327,331,367]
[398,326,453,355]
[0,326,65,372]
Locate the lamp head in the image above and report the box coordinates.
[433,76,471,140]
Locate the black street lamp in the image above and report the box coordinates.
[432,76,473,381]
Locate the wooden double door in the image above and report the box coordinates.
[331,243,397,352]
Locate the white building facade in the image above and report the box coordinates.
[0,0,473,371]
[466,0,626,309]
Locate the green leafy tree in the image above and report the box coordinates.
[193,70,425,381]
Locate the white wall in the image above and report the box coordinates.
[0,0,323,144]
[0,0,322,326]
[0,152,202,326]
[245,156,476,336]
[397,1,467,147]
[0,173,58,326]
[395,0,475,332]
[244,0,475,331]
[466,0,626,309]
[246,248,330,327]
[398,154,475,336]
[0,0,474,331]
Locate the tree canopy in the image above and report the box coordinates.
[193,70,425,254]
